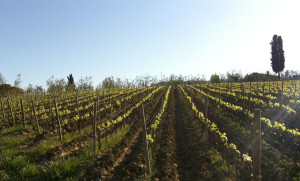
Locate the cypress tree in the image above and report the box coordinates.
[270,35,285,79]
[66,74,75,91]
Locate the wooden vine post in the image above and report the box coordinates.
[256,82,259,96]
[8,99,15,126]
[123,89,127,128]
[20,100,26,128]
[218,86,221,104]
[141,104,151,177]
[54,99,63,142]
[76,90,80,133]
[93,102,97,152]
[204,96,208,139]
[103,88,105,105]
[31,100,41,134]
[49,96,54,131]
[1,97,5,122]
[253,109,261,181]
[98,109,102,151]
[109,91,112,115]
[97,95,100,112]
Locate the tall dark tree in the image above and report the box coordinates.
[66,74,75,91]
[67,74,74,85]
[270,35,285,79]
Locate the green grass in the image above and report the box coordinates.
[0,125,90,180]
[26,126,92,159]
[0,126,36,180]
[36,124,131,180]
[0,123,131,180]
[0,125,32,137]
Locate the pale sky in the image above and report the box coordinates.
[1,0,300,88]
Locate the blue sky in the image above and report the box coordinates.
[1,0,300,88]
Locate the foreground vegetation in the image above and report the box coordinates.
[0,80,300,180]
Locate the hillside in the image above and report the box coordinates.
[0,84,25,97]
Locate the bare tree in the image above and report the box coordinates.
[226,69,243,82]
[77,76,93,91]
[0,73,6,85]
[26,84,34,94]
[26,84,44,94]
[102,76,115,89]
[14,73,22,88]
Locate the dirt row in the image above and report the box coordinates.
[151,88,222,180]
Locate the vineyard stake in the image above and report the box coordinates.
[123,89,127,128]
[109,91,112,115]
[1,97,5,122]
[31,100,40,134]
[54,99,63,142]
[253,109,261,181]
[98,128,102,151]
[256,81,259,96]
[20,100,26,128]
[49,96,55,131]
[97,95,100,113]
[7,99,15,126]
[27,95,30,110]
[76,90,80,133]
[93,102,97,152]
[141,104,151,176]
[103,88,105,105]
[204,96,208,139]
[219,87,221,104]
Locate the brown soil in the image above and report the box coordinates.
[173,88,213,180]
[76,89,164,180]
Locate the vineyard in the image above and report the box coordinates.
[0,80,300,180]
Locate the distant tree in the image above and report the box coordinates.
[34,85,44,94]
[243,74,254,82]
[26,84,34,94]
[210,74,220,83]
[66,74,76,91]
[115,78,123,88]
[219,74,226,82]
[67,74,74,85]
[26,84,44,94]
[226,70,243,82]
[270,35,285,79]
[14,73,22,88]
[284,70,290,80]
[102,76,115,89]
[77,76,93,91]
[0,73,6,85]
[47,76,66,93]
